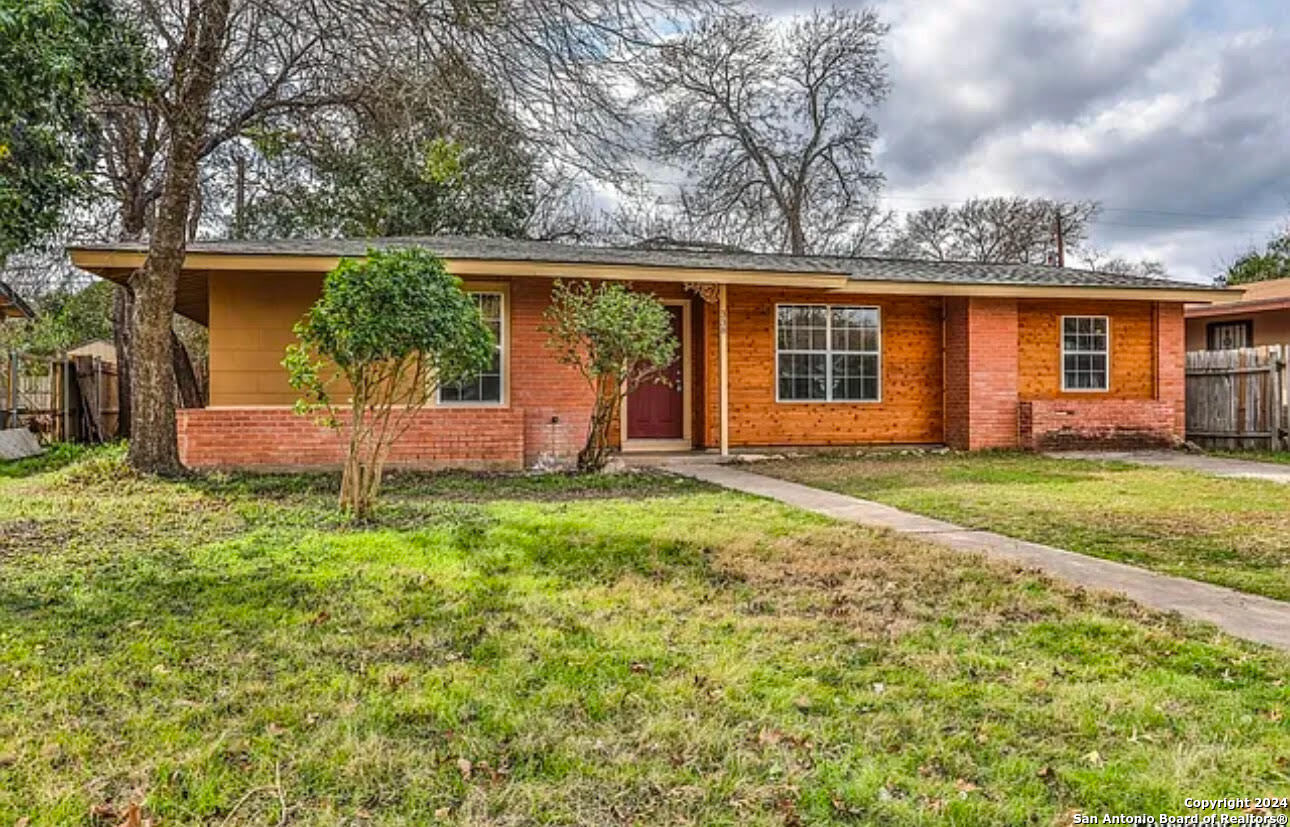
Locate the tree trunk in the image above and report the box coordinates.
[577,376,617,472]
[171,330,203,408]
[787,209,807,256]
[126,0,231,474]
[112,286,132,438]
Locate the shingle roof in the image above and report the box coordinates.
[69,234,1224,292]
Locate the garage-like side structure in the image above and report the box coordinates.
[69,237,1235,470]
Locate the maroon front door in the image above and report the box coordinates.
[626,305,684,440]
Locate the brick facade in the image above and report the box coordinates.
[943,297,1021,450]
[177,407,526,470]
[183,267,1192,468]
[947,298,1186,451]
[1019,400,1182,450]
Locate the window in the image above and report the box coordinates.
[439,291,504,404]
[1207,320,1252,350]
[1061,316,1108,391]
[776,305,880,402]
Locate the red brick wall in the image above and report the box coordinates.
[186,277,697,470]
[944,297,1020,450]
[508,278,596,465]
[177,407,526,470]
[1019,399,1182,450]
[1155,302,1186,436]
[943,297,969,449]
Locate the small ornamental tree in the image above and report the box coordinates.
[541,280,678,471]
[284,248,494,518]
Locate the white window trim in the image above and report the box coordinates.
[774,303,882,404]
[436,285,509,407]
[1059,314,1111,393]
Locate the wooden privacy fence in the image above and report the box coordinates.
[1185,345,1288,450]
[1,352,120,443]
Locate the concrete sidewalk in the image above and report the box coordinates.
[1048,450,1290,484]
[664,461,1290,651]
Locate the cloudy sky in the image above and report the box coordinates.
[754,0,1290,282]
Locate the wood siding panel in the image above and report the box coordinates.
[703,287,943,446]
[1017,299,1156,400]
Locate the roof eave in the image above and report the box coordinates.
[66,247,1231,302]
[1186,297,1290,318]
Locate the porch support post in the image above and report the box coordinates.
[719,284,729,456]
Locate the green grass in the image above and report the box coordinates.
[1,446,1289,825]
[1208,449,1290,466]
[754,450,1290,601]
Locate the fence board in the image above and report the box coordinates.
[0,351,120,442]
[1186,345,1288,450]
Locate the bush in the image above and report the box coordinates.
[284,248,494,519]
[541,280,678,471]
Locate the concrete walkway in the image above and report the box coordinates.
[1048,450,1290,484]
[663,461,1290,651]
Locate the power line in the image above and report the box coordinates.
[629,174,1288,231]
[875,194,1287,224]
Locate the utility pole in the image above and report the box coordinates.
[234,154,246,240]
[1054,208,1066,268]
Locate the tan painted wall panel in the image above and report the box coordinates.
[208,271,323,406]
[1186,309,1290,351]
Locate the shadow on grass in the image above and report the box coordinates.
[0,506,737,665]
[180,467,710,504]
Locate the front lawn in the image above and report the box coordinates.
[753,451,1290,601]
[1,446,1288,824]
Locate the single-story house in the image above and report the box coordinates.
[1186,277,1290,351]
[68,237,1234,470]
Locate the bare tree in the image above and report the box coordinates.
[92,0,717,474]
[639,7,890,256]
[888,197,1099,264]
[1081,249,1168,277]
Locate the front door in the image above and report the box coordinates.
[626,304,685,440]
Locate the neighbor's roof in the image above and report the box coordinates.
[0,279,35,319]
[1186,277,1290,318]
[67,235,1237,324]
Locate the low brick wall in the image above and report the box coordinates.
[177,407,526,471]
[1019,399,1183,451]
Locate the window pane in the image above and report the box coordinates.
[830,307,879,353]
[441,292,504,404]
[777,305,827,352]
[831,354,879,400]
[780,305,878,400]
[1062,317,1108,391]
[1088,354,1108,389]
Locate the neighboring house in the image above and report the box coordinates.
[66,338,117,362]
[1185,278,1290,351]
[0,279,35,320]
[68,237,1232,470]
